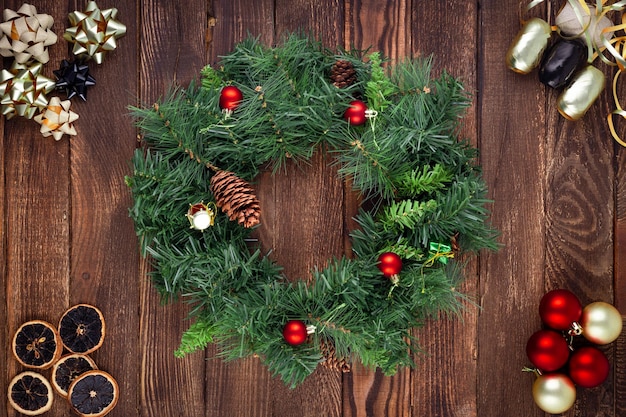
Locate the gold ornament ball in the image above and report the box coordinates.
[532,374,576,414]
[581,301,623,344]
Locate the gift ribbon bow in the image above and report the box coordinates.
[0,3,57,64]
[64,1,126,64]
[0,62,55,119]
[34,97,79,140]
[425,242,454,266]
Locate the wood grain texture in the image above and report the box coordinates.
[3,1,71,416]
[1,1,626,416]
[138,1,209,417]
[411,2,480,416]
[478,1,547,417]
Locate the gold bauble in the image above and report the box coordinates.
[532,374,576,414]
[581,301,623,344]
[505,18,552,74]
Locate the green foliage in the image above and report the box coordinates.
[365,52,396,112]
[127,34,499,388]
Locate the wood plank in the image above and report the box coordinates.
[0,69,6,417]
[3,1,71,416]
[343,1,412,416]
[478,2,547,417]
[66,1,142,416]
[203,1,276,416]
[614,139,626,417]
[544,96,615,416]
[345,0,410,60]
[411,1,480,416]
[137,1,208,416]
[265,2,345,416]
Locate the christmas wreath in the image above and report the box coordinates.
[126,35,499,387]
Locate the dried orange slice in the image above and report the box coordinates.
[12,320,63,369]
[7,371,54,415]
[58,304,105,354]
[67,370,119,417]
[51,353,98,398]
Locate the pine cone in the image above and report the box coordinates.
[330,59,357,88]
[319,338,351,372]
[210,170,261,228]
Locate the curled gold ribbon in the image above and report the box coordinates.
[64,1,126,64]
[0,3,57,64]
[34,97,79,140]
[0,62,55,119]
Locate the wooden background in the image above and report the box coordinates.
[1,0,625,416]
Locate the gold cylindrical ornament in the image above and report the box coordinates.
[580,301,622,344]
[532,373,576,414]
[506,18,552,74]
[557,65,605,121]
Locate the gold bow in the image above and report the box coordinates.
[0,62,55,119]
[64,1,126,64]
[0,3,58,64]
[34,97,79,140]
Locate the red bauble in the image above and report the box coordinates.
[526,330,570,372]
[568,346,610,388]
[344,100,367,125]
[539,289,582,330]
[377,252,403,278]
[283,320,308,346]
[219,85,243,111]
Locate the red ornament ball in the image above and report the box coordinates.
[377,252,403,278]
[526,330,570,372]
[219,85,243,111]
[539,289,582,330]
[568,346,610,388]
[282,320,308,346]
[344,100,367,125]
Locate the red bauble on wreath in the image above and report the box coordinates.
[538,288,582,330]
[377,252,403,279]
[219,85,243,111]
[526,329,570,372]
[344,99,368,125]
[568,346,610,388]
[282,320,308,346]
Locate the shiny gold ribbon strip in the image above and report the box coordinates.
[0,3,57,64]
[34,97,79,140]
[63,1,126,64]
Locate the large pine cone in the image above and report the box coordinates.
[210,170,261,228]
[319,338,351,372]
[330,59,357,88]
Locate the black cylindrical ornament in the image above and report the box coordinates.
[506,18,552,74]
[539,39,587,89]
[557,65,605,121]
